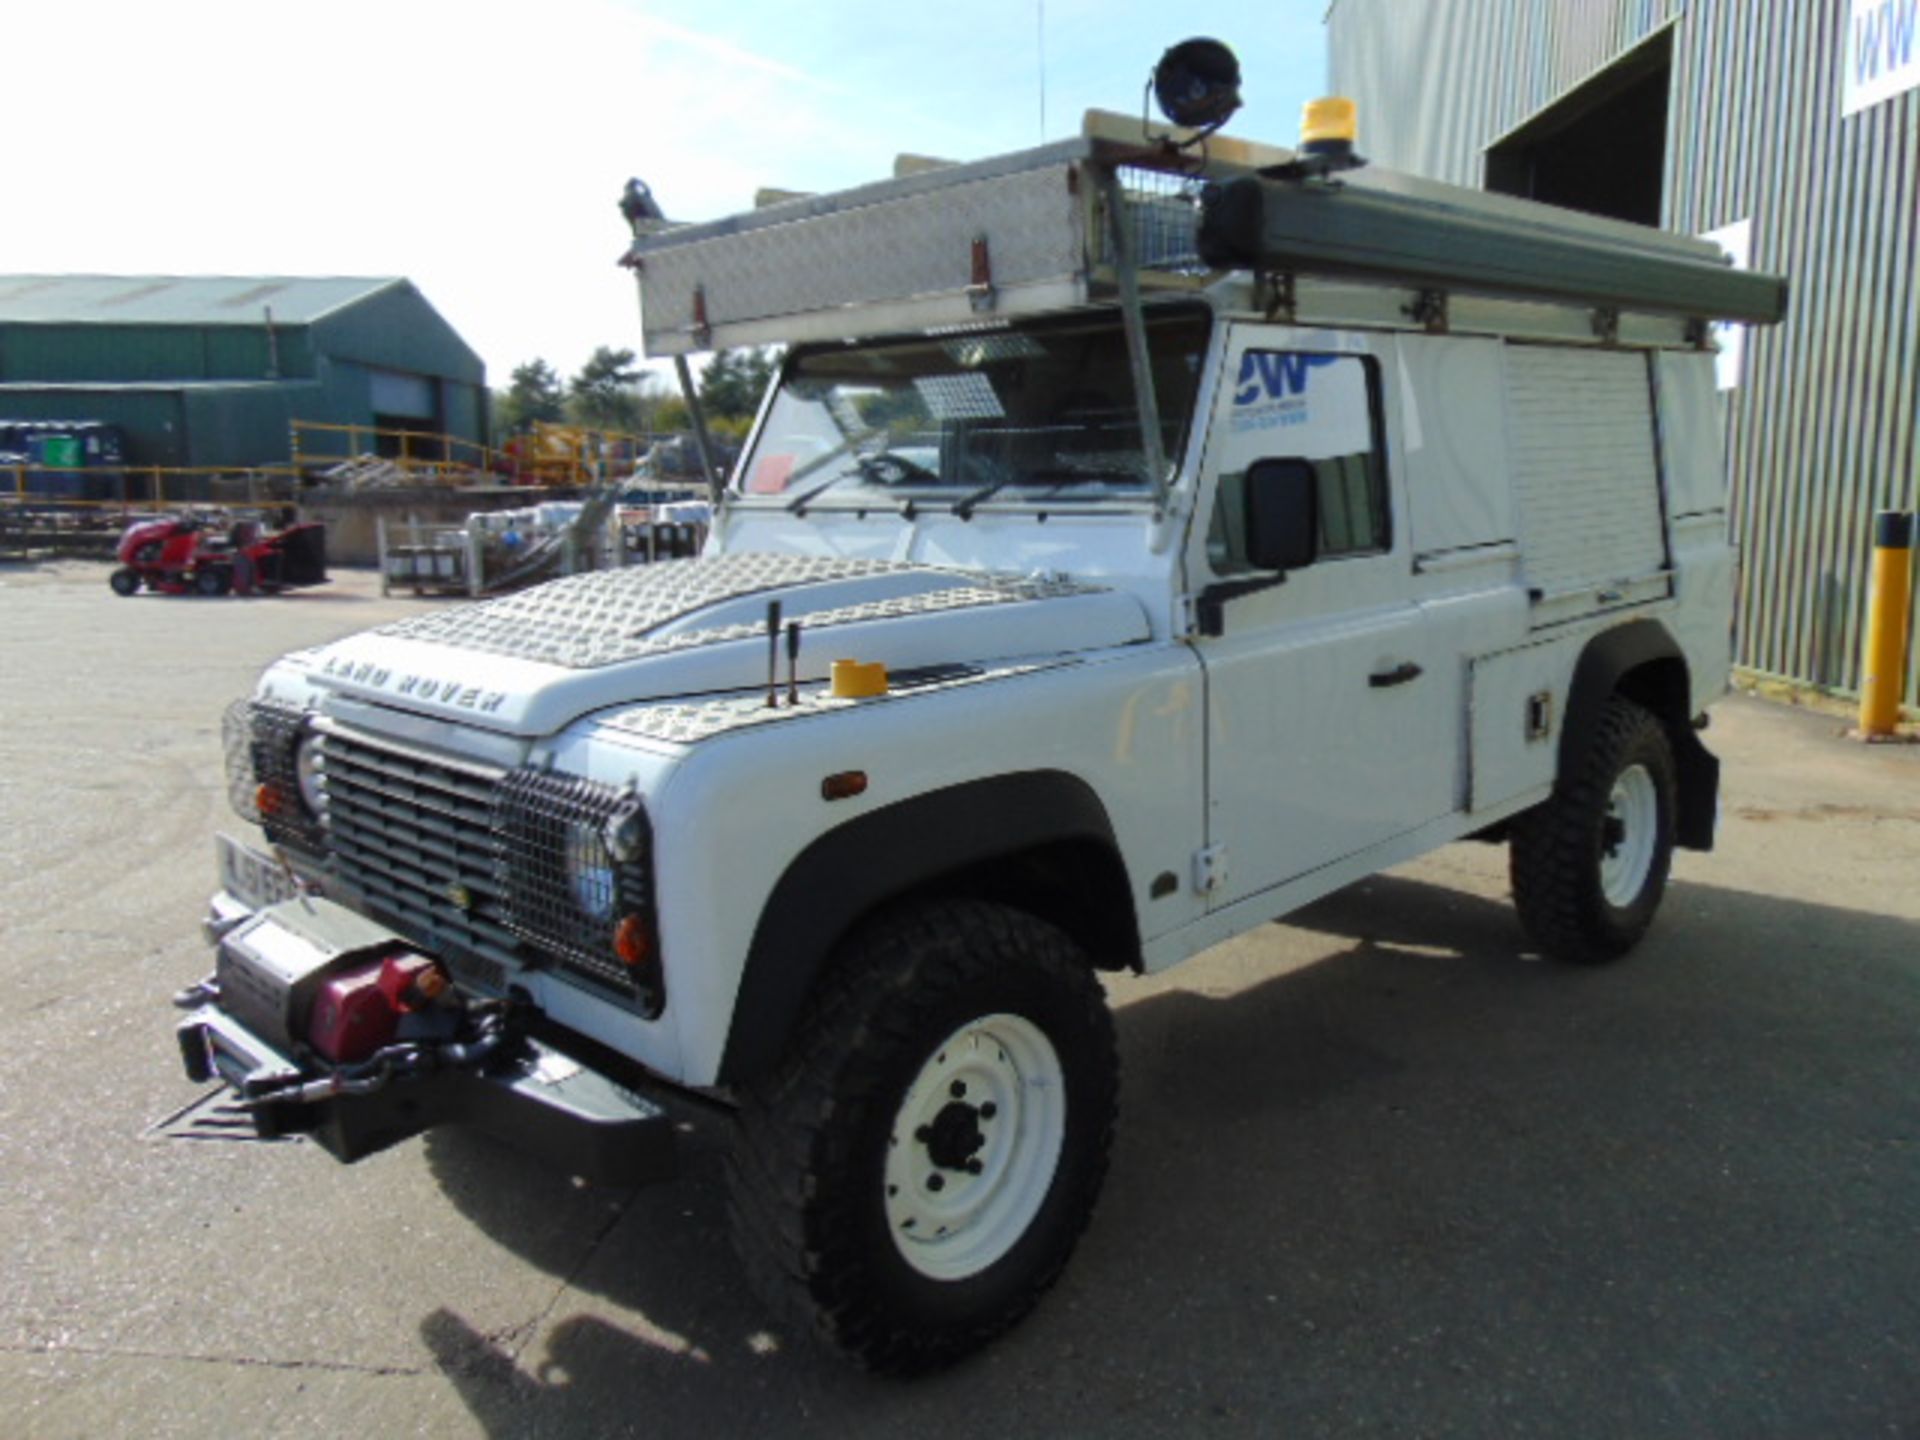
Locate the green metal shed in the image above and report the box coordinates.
[0,275,487,468]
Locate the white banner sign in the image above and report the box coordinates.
[1699,218,1754,391]
[1844,0,1920,116]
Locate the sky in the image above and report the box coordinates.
[7,1,1330,390]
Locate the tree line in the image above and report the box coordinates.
[492,347,778,441]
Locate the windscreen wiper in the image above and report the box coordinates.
[783,427,880,514]
[952,468,1140,519]
[950,474,1016,520]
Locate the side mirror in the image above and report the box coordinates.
[1244,458,1318,572]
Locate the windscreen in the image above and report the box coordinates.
[738,307,1211,511]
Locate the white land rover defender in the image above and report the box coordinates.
[176,53,1786,1373]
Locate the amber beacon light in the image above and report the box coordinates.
[1300,97,1358,159]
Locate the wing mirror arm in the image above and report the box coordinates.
[1195,573,1286,636]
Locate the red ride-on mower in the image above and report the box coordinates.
[109,515,329,597]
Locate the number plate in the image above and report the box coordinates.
[215,834,303,910]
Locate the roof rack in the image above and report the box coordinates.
[621,110,1786,358]
[623,113,1298,357]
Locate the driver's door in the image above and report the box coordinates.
[1191,329,1452,910]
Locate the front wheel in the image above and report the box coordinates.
[108,567,140,597]
[1510,697,1677,963]
[727,900,1118,1374]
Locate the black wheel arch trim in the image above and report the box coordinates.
[718,770,1137,1087]
[1561,619,1718,852]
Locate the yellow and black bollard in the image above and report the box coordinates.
[1857,509,1915,739]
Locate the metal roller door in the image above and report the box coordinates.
[1504,345,1668,626]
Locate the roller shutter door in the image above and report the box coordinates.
[369,368,437,420]
[1504,345,1668,625]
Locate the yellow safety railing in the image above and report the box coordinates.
[2,464,300,519]
[2,421,679,533]
[290,420,499,482]
[2,474,302,560]
[288,420,660,489]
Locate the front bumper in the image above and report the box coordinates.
[176,897,677,1189]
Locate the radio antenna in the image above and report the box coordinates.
[1037,0,1047,139]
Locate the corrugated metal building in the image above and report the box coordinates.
[1327,0,1919,709]
[0,276,487,468]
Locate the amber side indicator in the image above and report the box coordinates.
[821,771,869,801]
[615,914,651,968]
[255,782,286,817]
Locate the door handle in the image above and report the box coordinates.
[1368,661,1423,688]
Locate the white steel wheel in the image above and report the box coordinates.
[1510,696,1678,965]
[726,899,1118,1374]
[883,1013,1067,1281]
[1600,763,1660,908]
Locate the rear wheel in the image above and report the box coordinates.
[108,567,140,597]
[194,567,231,596]
[1510,697,1677,963]
[727,900,1118,1374]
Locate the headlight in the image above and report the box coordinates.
[565,822,617,922]
[294,733,326,818]
[228,699,328,854]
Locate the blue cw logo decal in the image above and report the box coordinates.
[1855,0,1918,83]
[1233,352,1339,407]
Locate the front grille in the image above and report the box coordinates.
[320,729,523,979]
[317,726,657,1011]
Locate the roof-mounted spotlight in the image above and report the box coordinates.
[1150,38,1242,139]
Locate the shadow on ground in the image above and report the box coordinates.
[417,874,1920,1438]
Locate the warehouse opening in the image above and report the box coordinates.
[1484,29,1672,226]
[368,368,445,461]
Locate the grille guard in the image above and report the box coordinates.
[237,712,664,1015]
[493,769,658,1008]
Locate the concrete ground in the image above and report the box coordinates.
[3,559,1917,1439]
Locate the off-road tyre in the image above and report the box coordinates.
[108,567,140,597]
[1510,696,1677,964]
[727,899,1118,1375]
